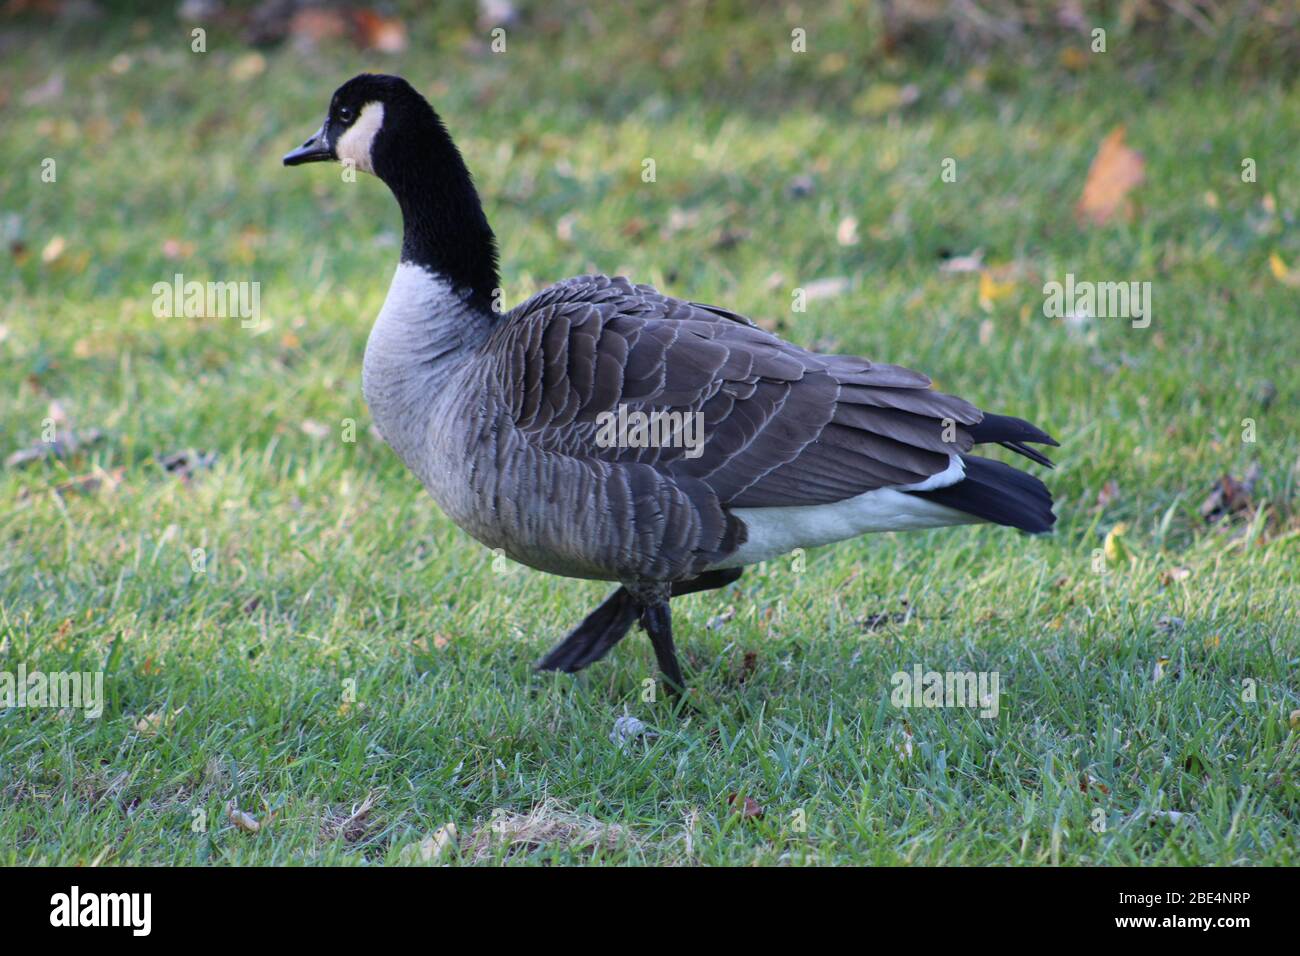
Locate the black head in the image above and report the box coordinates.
[284,74,499,309]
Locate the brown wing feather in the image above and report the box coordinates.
[484,275,983,578]
[495,276,980,502]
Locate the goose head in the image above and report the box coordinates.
[284,73,500,310]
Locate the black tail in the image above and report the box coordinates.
[967,412,1059,468]
[911,454,1056,533]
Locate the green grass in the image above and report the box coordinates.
[1,3,1297,865]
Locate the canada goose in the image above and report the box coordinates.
[284,74,1058,692]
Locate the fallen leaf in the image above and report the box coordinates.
[737,649,759,683]
[1102,522,1130,565]
[1075,126,1145,226]
[1159,566,1191,585]
[1153,656,1171,682]
[1198,465,1260,523]
[726,793,764,820]
[1268,252,1300,287]
[353,10,407,53]
[978,270,1016,311]
[1079,773,1111,795]
[227,802,261,834]
[134,707,182,735]
[403,822,457,863]
[1059,46,1088,70]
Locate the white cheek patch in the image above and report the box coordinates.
[336,101,384,175]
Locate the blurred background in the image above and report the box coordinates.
[3,0,1295,533]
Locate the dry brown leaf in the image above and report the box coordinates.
[1199,465,1261,523]
[1076,126,1145,226]
[726,793,765,820]
[1079,773,1111,795]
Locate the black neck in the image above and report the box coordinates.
[376,110,500,313]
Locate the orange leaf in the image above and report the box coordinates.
[1076,126,1145,226]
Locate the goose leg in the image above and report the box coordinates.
[638,601,685,693]
[535,569,744,678]
[535,586,638,673]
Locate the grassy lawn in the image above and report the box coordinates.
[1,3,1297,865]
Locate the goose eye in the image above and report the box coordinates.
[337,106,354,125]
